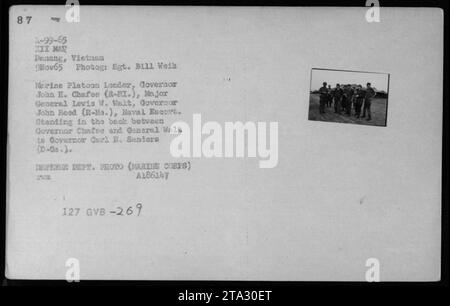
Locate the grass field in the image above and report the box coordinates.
[308,94,387,127]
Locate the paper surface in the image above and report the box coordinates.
[6,5,443,281]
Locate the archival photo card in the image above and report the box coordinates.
[5,5,443,282]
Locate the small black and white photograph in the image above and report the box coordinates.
[308,68,389,127]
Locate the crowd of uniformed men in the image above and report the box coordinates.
[318,82,377,121]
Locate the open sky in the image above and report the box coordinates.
[310,69,389,92]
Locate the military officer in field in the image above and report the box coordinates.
[318,82,328,114]
[341,85,348,115]
[343,85,353,115]
[353,85,365,118]
[333,83,344,114]
[362,82,376,120]
[327,85,333,107]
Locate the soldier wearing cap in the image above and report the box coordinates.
[333,83,344,114]
[362,82,376,120]
[353,85,365,118]
[341,85,348,115]
[318,82,328,114]
[327,85,333,107]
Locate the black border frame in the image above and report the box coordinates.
[0,0,448,297]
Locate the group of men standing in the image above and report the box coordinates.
[318,82,376,121]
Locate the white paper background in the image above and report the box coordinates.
[7,6,443,281]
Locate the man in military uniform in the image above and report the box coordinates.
[318,82,328,114]
[353,85,365,118]
[343,85,353,115]
[333,83,343,114]
[341,85,348,115]
[327,85,333,107]
[362,82,376,120]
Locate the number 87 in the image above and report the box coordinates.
[17,16,32,24]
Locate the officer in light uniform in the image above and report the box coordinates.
[354,85,365,118]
